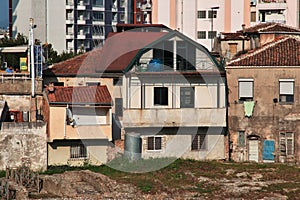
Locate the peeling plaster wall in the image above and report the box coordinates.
[227,67,300,164]
[0,124,47,171]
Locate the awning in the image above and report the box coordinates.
[0,46,28,53]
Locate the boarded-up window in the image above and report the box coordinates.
[238,131,245,146]
[115,98,123,117]
[251,11,256,22]
[180,87,195,108]
[280,132,294,156]
[191,134,206,150]
[279,79,294,103]
[229,43,238,58]
[239,79,253,101]
[147,136,162,150]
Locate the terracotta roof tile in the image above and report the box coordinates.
[227,36,300,66]
[46,85,112,105]
[238,22,300,33]
[220,32,249,41]
[44,32,168,76]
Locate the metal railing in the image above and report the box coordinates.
[0,122,45,131]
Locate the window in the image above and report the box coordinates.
[197,31,206,39]
[239,79,253,101]
[113,77,123,86]
[238,131,245,147]
[86,82,100,86]
[92,0,104,7]
[191,134,206,150]
[154,87,168,105]
[147,136,162,150]
[279,132,294,156]
[70,143,87,158]
[120,0,125,7]
[208,31,217,39]
[53,82,65,86]
[251,11,256,22]
[197,10,206,18]
[208,10,217,18]
[279,79,294,103]
[115,98,123,117]
[93,12,104,21]
[180,87,194,108]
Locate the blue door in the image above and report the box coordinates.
[262,140,275,161]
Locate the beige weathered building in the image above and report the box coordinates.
[226,36,300,163]
[43,85,113,166]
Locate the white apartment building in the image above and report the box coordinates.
[250,0,299,28]
[151,0,251,51]
[152,0,299,51]
[10,0,126,53]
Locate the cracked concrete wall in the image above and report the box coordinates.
[0,123,47,171]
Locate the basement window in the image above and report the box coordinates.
[147,136,162,151]
[279,79,294,103]
[70,143,87,159]
[191,134,207,151]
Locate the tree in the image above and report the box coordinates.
[42,43,83,66]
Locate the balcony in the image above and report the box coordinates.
[92,20,105,25]
[257,0,287,10]
[92,35,105,40]
[77,16,86,25]
[66,33,74,39]
[123,108,226,128]
[0,73,43,95]
[66,17,74,24]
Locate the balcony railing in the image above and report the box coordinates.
[1,122,46,131]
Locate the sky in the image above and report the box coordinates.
[0,0,9,29]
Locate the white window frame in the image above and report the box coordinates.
[279,79,294,103]
[238,79,254,101]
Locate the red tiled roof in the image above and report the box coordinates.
[238,22,300,34]
[227,36,300,66]
[220,32,249,41]
[44,50,100,76]
[45,31,168,76]
[92,31,168,72]
[46,85,112,105]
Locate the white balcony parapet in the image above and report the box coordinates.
[123,108,226,128]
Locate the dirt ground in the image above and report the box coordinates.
[27,160,300,200]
